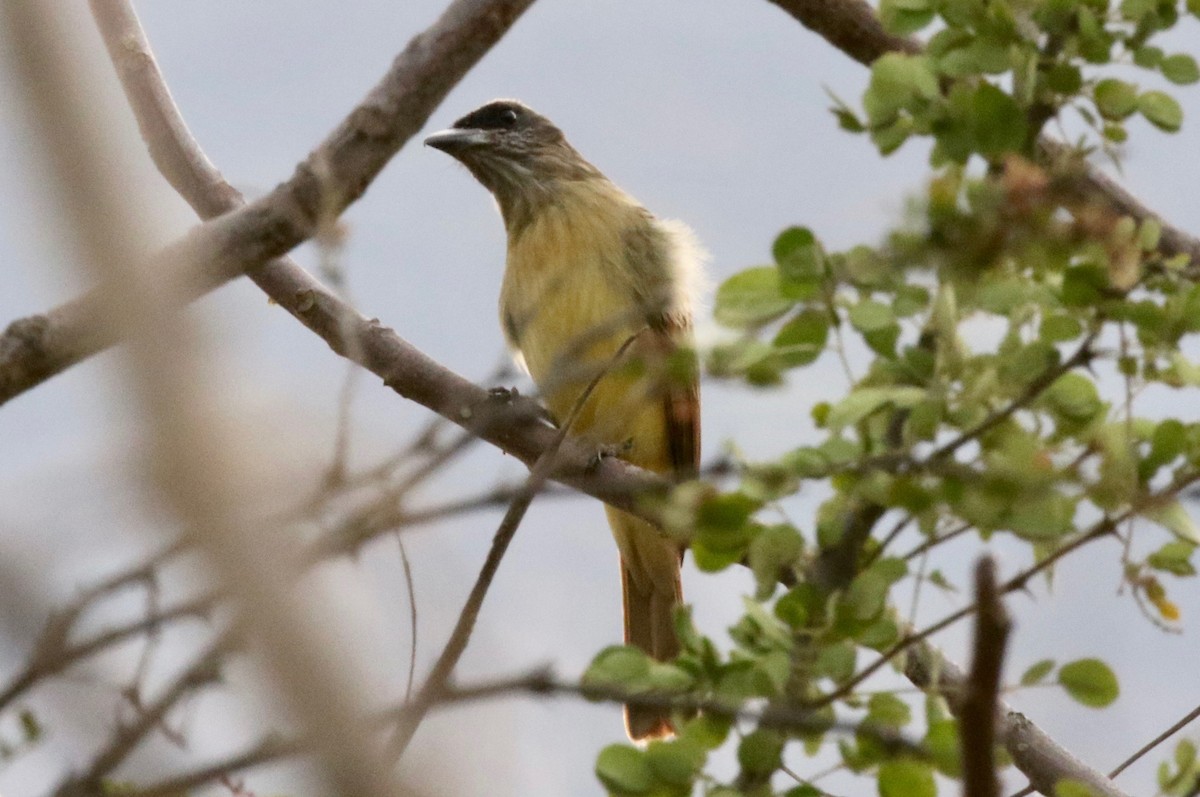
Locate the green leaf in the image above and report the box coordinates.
[1041,313,1083,343]
[774,309,829,367]
[645,739,704,787]
[816,640,858,683]
[867,693,912,727]
[1094,79,1139,120]
[738,729,785,776]
[1161,54,1200,85]
[1058,658,1119,707]
[1045,63,1083,94]
[18,708,41,742]
[844,569,891,622]
[971,83,1028,155]
[596,744,654,794]
[748,524,804,597]
[1146,500,1200,544]
[1043,373,1103,422]
[585,646,651,690]
[880,0,937,33]
[925,720,961,776]
[1055,779,1100,797]
[785,787,825,797]
[1138,91,1184,132]
[1120,0,1157,18]
[774,226,826,284]
[1148,541,1197,576]
[1009,493,1076,540]
[826,386,927,431]
[1176,738,1197,771]
[713,267,794,328]
[864,54,941,124]
[680,713,731,750]
[1134,46,1164,68]
[1139,218,1163,251]
[878,759,936,797]
[1020,659,1056,685]
[849,300,896,332]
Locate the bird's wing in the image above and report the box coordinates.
[654,312,700,480]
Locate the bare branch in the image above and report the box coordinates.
[53,643,226,797]
[2,1,419,792]
[1107,701,1200,780]
[0,0,536,405]
[125,666,927,796]
[764,0,921,64]
[905,641,1131,797]
[36,0,675,539]
[0,594,214,713]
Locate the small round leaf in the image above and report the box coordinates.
[596,744,654,794]
[1058,658,1119,707]
[1138,91,1184,132]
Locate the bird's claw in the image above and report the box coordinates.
[586,440,633,473]
[487,385,519,403]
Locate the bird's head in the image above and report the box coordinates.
[425,100,602,222]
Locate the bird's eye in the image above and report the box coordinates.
[499,108,519,126]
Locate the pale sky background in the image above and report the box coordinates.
[1,2,1199,796]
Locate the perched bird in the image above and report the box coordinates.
[426,100,702,740]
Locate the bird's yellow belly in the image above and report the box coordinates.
[501,262,669,473]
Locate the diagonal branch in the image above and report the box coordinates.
[386,331,646,759]
[29,4,1159,797]
[765,0,920,63]
[79,0,668,526]
[0,0,536,406]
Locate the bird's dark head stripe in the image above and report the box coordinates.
[453,100,528,131]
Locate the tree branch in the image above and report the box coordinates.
[77,0,668,530]
[387,332,644,758]
[960,558,1010,797]
[2,1,419,792]
[0,0,536,406]
[905,640,1131,797]
[7,3,1166,796]
[765,0,921,64]
[762,0,1200,268]
[122,666,927,797]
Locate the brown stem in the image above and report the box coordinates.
[960,558,1010,797]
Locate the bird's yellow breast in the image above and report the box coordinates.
[499,180,669,468]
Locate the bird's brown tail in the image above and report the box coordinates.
[621,554,683,741]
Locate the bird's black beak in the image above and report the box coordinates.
[424,127,490,154]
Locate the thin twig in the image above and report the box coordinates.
[1107,701,1200,779]
[815,474,1200,706]
[122,666,923,797]
[397,535,419,702]
[387,330,647,758]
[53,641,227,797]
[0,594,214,713]
[763,0,1200,267]
[932,331,1097,463]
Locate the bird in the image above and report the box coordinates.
[425,99,702,740]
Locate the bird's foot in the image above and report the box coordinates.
[586,439,633,473]
[487,385,519,403]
